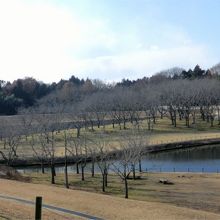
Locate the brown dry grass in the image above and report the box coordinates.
[1,116,220,158]
[28,172,220,215]
[0,199,81,220]
[0,178,219,220]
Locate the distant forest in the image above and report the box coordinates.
[1,64,220,115]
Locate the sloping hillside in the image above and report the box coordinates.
[0,179,219,220]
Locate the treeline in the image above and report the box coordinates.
[74,78,220,130]
[0,64,219,115]
[0,78,50,114]
[29,78,220,134]
[32,65,220,131]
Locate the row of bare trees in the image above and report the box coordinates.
[63,130,146,199]
[62,78,220,131]
[18,78,220,139]
[0,111,146,198]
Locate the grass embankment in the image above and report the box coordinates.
[0,201,76,220]
[27,171,220,215]
[0,176,220,220]
[1,116,220,158]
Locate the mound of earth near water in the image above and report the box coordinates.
[0,165,30,182]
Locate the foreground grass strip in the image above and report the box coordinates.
[0,194,103,220]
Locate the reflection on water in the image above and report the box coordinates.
[145,144,220,172]
[18,144,220,173]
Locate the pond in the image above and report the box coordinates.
[18,144,220,174]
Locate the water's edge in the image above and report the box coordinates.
[8,137,220,168]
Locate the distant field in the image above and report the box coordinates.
[1,115,220,159]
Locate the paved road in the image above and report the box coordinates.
[0,194,104,220]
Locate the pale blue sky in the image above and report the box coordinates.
[0,0,219,82]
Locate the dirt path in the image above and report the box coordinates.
[0,179,220,220]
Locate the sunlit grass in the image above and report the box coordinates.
[27,171,220,214]
[1,115,220,158]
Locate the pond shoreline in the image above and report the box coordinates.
[6,137,220,168]
[145,138,220,153]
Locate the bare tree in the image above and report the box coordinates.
[127,130,146,179]
[95,135,111,192]
[66,133,81,174]
[67,134,88,180]
[78,135,88,181]
[88,144,97,177]
[63,129,69,188]
[35,114,57,184]
[111,135,144,198]
[0,118,21,166]
[65,104,83,138]
[29,133,47,174]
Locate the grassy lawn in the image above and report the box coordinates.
[1,177,219,220]
[27,171,220,215]
[0,200,74,220]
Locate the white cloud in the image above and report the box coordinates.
[0,1,217,83]
[72,45,218,81]
[0,0,84,82]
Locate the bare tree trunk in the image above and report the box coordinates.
[211,116,214,127]
[123,120,126,129]
[64,159,69,188]
[76,162,79,174]
[41,160,45,174]
[218,108,220,125]
[124,177,128,199]
[91,121,94,131]
[51,163,55,184]
[206,115,210,123]
[173,111,177,127]
[178,110,182,120]
[81,165,85,181]
[91,160,95,177]
[130,115,133,124]
[169,110,174,125]
[112,119,115,129]
[119,122,122,130]
[153,115,156,124]
[185,114,190,127]
[102,174,105,192]
[105,172,108,187]
[200,107,205,121]
[132,164,136,179]
[192,111,196,124]
[138,159,142,173]
[77,128,80,138]
[64,131,69,189]
[147,118,151,130]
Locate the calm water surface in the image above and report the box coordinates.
[18,144,220,173]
